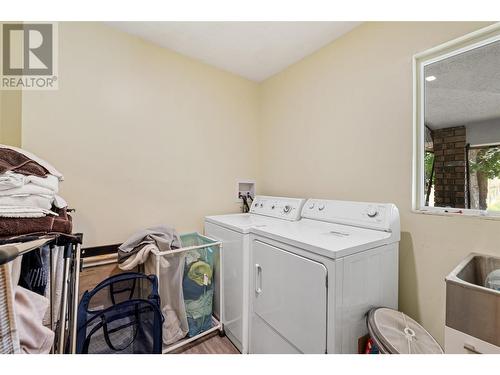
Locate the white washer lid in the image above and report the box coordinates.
[367,308,443,354]
[205,213,280,234]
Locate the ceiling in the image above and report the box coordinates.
[106,22,361,82]
[425,39,500,129]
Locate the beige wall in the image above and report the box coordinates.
[0,90,22,146]
[0,22,22,146]
[22,22,260,247]
[258,21,497,345]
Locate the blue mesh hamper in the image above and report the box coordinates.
[76,272,164,354]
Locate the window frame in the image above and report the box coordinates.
[412,23,500,218]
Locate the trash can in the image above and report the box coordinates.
[366,307,443,354]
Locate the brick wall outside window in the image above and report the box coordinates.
[432,126,466,208]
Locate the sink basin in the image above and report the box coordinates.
[454,254,500,289]
[446,253,500,347]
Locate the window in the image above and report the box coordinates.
[414,23,500,216]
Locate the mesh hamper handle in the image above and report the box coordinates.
[109,277,137,305]
[86,273,157,300]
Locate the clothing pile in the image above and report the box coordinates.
[1,238,65,354]
[118,225,189,345]
[0,145,72,238]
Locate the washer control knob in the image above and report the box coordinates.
[260,203,264,208]
[367,207,378,218]
[318,204,325,211]
[271,205,275,210]
[283,205,291,214]
[309,203,315,209]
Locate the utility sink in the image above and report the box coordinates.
[446,253,500,347]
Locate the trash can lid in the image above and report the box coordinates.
[367,308,444,354]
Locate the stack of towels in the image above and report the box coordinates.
[0,144,72,237]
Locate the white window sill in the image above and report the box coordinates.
[412,208,500,221]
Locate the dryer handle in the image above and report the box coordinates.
[255,264,263,295]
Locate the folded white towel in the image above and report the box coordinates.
[0,184,55,198]
[0,172,59,193]
[0,177,66,210]
[0,145,63,181]
[0,172,24,190]
[0,195,54,210]
[28,174,59,192]
[0,206,57,218]
[0,193,66,211]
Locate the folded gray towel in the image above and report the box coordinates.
[118,225,181,263]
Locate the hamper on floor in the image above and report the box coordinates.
[146,232,223,353]
[76,272,163,354]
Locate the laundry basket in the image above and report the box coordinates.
[76,272,163,354]
[149,232,223,353]
[181,233,216,337]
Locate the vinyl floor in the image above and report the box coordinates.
[173,332,240,354]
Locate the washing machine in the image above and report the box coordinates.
[204,195,305,353]
[248,198,400,354]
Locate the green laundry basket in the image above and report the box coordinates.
[180,233,218,337]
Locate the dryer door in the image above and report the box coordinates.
[251,240,328,353]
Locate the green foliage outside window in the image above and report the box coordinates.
[470,146,500,179]
[424,151,435,188]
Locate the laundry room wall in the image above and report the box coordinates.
[21,22,260,247]
[258,21,497,345]
[0,90,22,147]
[0,22,22,147]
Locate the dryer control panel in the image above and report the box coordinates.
[250,195,305,221]
[301,199,400,234]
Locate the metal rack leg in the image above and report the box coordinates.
[58,250,71,354]
[49,245,55,354]
[70,243,81,354]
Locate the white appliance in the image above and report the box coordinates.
[204,195,305,353]
[249,199,400,354]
